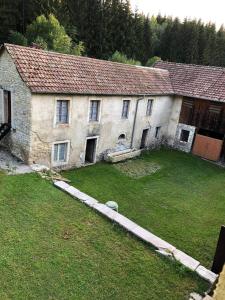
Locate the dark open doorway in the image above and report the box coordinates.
[4,90,11,125]
[85,138,97,163]
[140,129,149,149]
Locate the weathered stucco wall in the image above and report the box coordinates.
[30,94,175,168]
[167,96,183,146]
[0,50,32,162]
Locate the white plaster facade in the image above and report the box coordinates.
[0,48,183,169]
[28,94,182,168]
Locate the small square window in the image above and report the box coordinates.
[146,99,153,116]
[89,100,100,121]
[122,100,130,118]
[56,100,69,124]
[155,126,161,138]
[53,143,68,163]
[180,129,190,143]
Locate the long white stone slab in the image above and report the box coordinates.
[172,249,200,271]
[196,266,218,284]
[131,225,176,253]
[54,180,217,283]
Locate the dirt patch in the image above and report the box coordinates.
[114,159,161,178]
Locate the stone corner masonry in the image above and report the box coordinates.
[54,180,218,284]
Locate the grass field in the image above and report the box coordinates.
[63,149,225,268]
[0,171,208,299]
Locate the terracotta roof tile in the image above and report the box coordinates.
[154,61,225,102]
[3,44,173,96]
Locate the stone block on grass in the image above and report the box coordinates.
[172,249,200,271]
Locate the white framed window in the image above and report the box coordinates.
[56,100,69,124]
[122,100,130,119]
[155,126,161,138]
[146,99,153,116]
[89,100,100,122]
[53,141,69,165]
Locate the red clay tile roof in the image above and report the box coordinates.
[2,44,173,96]
[154,61,225,102]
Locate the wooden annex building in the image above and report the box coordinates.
[155,61,225,162]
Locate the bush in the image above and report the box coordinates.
[110,51,141,66]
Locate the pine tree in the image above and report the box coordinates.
[214,26,225,66]
[141,17,153,65]
[202,23,216,65]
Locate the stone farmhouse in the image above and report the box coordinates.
[0,43,225,169]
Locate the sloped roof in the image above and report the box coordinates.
[1,44,173,96]
[154,61,225,102]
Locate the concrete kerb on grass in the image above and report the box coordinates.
[54,180,218,284]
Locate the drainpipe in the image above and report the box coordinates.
[130,96,145,149]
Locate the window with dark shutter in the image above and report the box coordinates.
[122,100,130,118]
[56,100,69,124]
[89,100,100,121]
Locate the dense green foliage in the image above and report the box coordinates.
[9,14,85,55]
[0,172,208,299]
[64,149,225,268]
[110,50,141,65]
[1,0,225,66]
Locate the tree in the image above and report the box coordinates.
[110,51,141,65]
[9,31,28,46]
[214,26,225,66]
[202,23,216,65]
[26,14,72,53]
[142,17,153,65]
[0,0,20,44]
[8,14,85,56]
[146,56,161,67]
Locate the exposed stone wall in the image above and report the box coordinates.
[0,50,32,162]
[30,94,175,169]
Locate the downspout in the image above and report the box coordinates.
[130,96,145,149]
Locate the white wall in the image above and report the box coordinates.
[167,96,183,146]
[30,94,176,168]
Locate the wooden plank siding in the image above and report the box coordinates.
[179,97,225,135]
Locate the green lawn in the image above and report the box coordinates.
[63,149,225,268]
[0,172,208,299]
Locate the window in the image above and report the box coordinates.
[53,142,68,163]
[146,99,153,116]
[118,134,126,140]
[155,126,161,138]
[180,129,190,143]
[122,100,130,118]
[56,100,69,124]
[89,100,100,121]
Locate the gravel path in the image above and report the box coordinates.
[0,147,33,174]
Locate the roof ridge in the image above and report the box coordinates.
[4,43,169,74]
[156,60,225,71]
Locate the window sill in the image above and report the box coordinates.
[52,161,68,167]
[55,123,70,128]
[89,120,100,124]
[180,141,188,144]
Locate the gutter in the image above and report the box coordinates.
[130,96,145,149]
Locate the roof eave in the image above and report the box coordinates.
[30,90,175,97]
